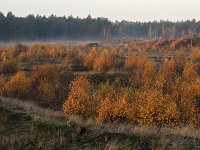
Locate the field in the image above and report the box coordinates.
[0,38,200,149]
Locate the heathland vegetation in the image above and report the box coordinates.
[0,37,200,149]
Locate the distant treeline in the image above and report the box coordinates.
[1,12,200,41]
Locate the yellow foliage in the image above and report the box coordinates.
[63,76,96,118]
[83,48,98,70]
[191,47,200,62]
[130,56,155,88]
[182,61,198,82]
[1,58,20,74]
[1,52,7,61]
[31,65,60,83]
[38,80,55,103]
[0,76,5,96]
[179,79,200,126]
[124,54,137,71]
[134,89,180,127]
[96,96,113,123]
[93,50,115,72]
[31,65,63,107]
[155,58,177,90]
[111,93,132,123]
[96,91,133,123]
[4,72,31,98]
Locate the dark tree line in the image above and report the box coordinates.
[0,12,200,41]
[115,19,200,39]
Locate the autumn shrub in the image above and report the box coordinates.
[63,76,97,118]
[179,62,200,126]
[96,95,115,123]
[155,58,178,92]
[4,72,32,99]
[191,47,200,63]
[31,65,63,107]
[111,93,132,122]
[0,76,5,96]
[1,51,7,61]
[133,89,180,127]
[124,54,137,71]
[12,43,28,57]
[129,56,155,88]
[65,49,84,71]
[154,59,200,127]
[182,61,198,82]
[93,50,115,72]
[27,43,42,59]
[1,58,21,74]
[96,87,135,124]
[95,57,199,127]
[95,81,117,101]
[83,48,98,70]
[31,65,60,84]
[18,51,27,61]
[179,81,200,126]
[37,79,57,105]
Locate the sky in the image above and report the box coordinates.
[0,0,199,22]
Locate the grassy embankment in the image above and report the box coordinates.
[0,97,200,150]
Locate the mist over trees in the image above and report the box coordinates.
[0,12,200,41]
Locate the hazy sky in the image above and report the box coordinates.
[0,0,199,22]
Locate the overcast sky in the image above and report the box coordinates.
[0,0,199,22]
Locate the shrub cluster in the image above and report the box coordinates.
[63,56,200,127]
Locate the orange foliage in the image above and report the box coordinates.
[0,41,200,128]
[4,72,31,99]
[130,56,155,88]
[93,50,115,72]
[31,65,63,106]
[182,61,198,82]
[1,58,20,74]
[83,48,98,70]
[0,76,5,96]
[133,89,180,127]
[96,96,113,123]
[38,80,56,104]
[124,54,137,71]
[63,76,96,118]
[155,58,177,90]
[191,47,200,62]
[96,89,133,123]
[111,93,132,123]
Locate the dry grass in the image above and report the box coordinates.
[0,97,66,122]
[150,137,184,150]
[104,139,119,150]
